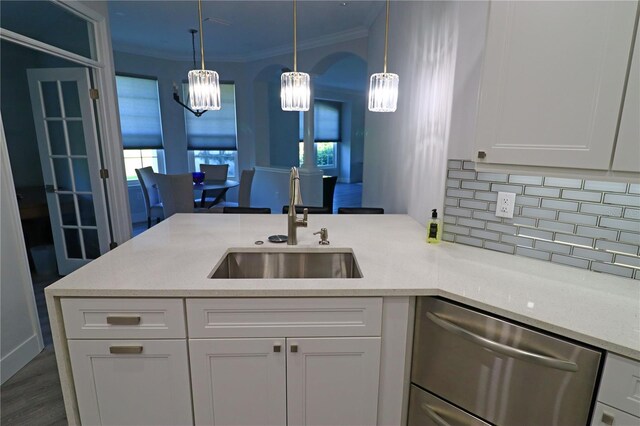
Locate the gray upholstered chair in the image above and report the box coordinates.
[135,167,164,228]
[153,173,210,218]
[199,164,229,206]
[209,168,256,211]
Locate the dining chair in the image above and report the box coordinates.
[199,164,229,206]
[209,168,256,211]
[282,205,332,214]
[222,207,271,214]
[337,207,385,214]
[323,176,338,213]
[135,167,164,228]
[154,173,207,218]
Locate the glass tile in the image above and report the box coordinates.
[58,194,77,226]
[61,81,81,117]
[41,82,61,117]
[47,121,66,155]
[53,158,73,191]
[64,228,82,259]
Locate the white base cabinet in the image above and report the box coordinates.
[189,338,287,426]
[68,339,193,426]
[287,337,381,426]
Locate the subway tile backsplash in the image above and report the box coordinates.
[444,160,640,280]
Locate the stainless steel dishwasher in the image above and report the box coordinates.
[409,297,602,426]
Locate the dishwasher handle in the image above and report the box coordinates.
[420,403,451,426]
[426,312,579,372]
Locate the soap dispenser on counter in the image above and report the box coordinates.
[427,209,442,244]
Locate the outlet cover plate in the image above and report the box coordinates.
[495,192,516,218]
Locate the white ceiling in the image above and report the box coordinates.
[108,0,385,62]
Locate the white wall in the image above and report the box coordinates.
[362,1,488,223]
[1,116,43,384]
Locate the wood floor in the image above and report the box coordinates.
[1,348,66,426]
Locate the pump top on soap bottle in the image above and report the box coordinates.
[426,209,442,244]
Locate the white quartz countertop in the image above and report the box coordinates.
[46,214,640,360]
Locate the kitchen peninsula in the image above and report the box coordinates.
[46,214,640,425]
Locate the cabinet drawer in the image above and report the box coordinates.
[598,353,640,417]
[186,297,382,338]
[62,298,186,339]
[591,403,640,426]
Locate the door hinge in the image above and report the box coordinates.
[109,242,118,250]
[99,169,109,179]
[90,88,99,100]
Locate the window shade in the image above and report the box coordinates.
[115,75,164,149]
[299,100,342,142]
[184,83,238,151]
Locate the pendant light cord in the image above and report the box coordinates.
[293,0,298,72]
[383,0,390,74]
[198,0,205,71]
[190,29,197,70]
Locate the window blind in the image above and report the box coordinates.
[184,83,238,151]
[115,75,164,149]
[299,100,342,142]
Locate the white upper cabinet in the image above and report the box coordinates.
[475,1,637,170]
[613,24,640,173]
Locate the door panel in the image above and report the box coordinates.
[27,68,109,275]
[287,337,381,426]
[189,338,287,426]
[68,339,193,426]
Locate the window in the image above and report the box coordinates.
[184,83,238,176]
[115,75,165,181]
[299,100,341,168]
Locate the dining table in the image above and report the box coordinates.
[193,179,239,207]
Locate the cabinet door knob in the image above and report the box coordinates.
[477,151,487,159]
[290,344,298,353]
[601,411,614,426]
[273,344,281,353]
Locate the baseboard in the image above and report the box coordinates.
[1,334,43,384]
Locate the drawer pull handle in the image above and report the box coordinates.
[274,344,281,353]
[290,344,298,353]
[420,403,451,426]
[109,345,143,354]
[426,312,579,372]
[106,315,141,326]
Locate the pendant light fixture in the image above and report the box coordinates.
[188,0,221,111]
[368,0,399,112]
[281,0,310,111]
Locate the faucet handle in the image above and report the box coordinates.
[313,228,330,245]
[302,208,308,223]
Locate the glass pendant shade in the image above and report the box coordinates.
[368,72,399,112]
[188,69,221,111]
[281,71,310,111]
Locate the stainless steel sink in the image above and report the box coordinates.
[209,249,362,279]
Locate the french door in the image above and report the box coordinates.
[27,67,110,275]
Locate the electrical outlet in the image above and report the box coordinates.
[495,192,516,218]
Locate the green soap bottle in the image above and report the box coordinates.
[427,209,442,244]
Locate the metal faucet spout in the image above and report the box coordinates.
[287,167,308,245]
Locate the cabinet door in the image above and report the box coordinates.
[189,338,286,426]
[68,339,193,426]
[613,25,640,172]
[475,1,636,169]
[591,402,640,426]
[287,337,381,426]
